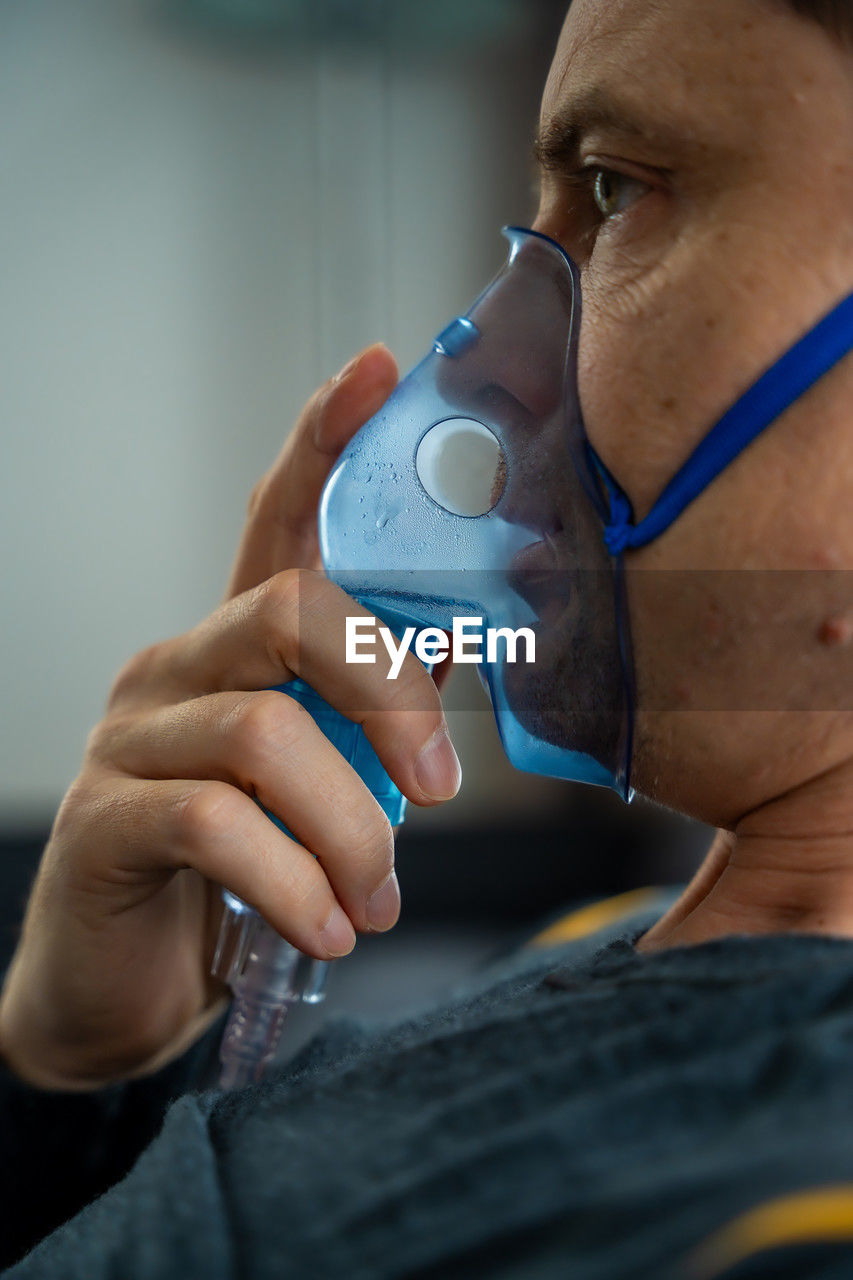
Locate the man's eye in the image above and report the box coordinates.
[590,168,648,220]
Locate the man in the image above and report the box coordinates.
[0,0,851,1275]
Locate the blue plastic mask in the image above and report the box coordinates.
[321,227,633,796]
[320,227,853,801]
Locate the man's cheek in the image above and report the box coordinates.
[576,299,690,521]
[577,268,749,524]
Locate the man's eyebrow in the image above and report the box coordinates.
[533,87,671,171]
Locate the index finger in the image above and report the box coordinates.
[122,570,463,808]
[227,344,398,598]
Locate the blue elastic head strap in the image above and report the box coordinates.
[598,290,853,555]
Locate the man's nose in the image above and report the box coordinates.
[433,242,575,423]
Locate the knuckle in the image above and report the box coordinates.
[107,640,172,707]
[173,781,241,850]
[258,567,303,619]
[256,569,327,667]
[83,717,114,762]
[84,711,132,764]
[53,774,98,833]
[51,773,123,859]
[262,566,328,616]
[223,690,299,764]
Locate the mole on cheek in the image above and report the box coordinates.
[818,615,853,647]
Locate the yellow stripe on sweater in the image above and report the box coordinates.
[528,887,661,948]
[688,1186,853,1277]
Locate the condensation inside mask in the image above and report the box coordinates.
[320,227,634,798]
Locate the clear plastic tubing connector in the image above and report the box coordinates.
[211,676,408,1090]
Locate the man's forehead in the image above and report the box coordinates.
[540,4,704,166]
[540,0,812,154]
[543,0,711,134]
[551,0,755,64]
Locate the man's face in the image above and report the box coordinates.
[534,0,853,826]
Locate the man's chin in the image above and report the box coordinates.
[501,621,624,766]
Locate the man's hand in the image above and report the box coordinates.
[0,345,462,1090]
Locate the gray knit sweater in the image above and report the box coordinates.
[4,903,853,1279]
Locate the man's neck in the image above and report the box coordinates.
[638,753,853,951]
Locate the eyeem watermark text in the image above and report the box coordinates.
[346,616,536,679]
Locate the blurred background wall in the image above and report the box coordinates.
[0,0,710,944]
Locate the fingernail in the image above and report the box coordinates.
[415,726,462,801]
[366,872,401,932]
[319,905,356,957]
